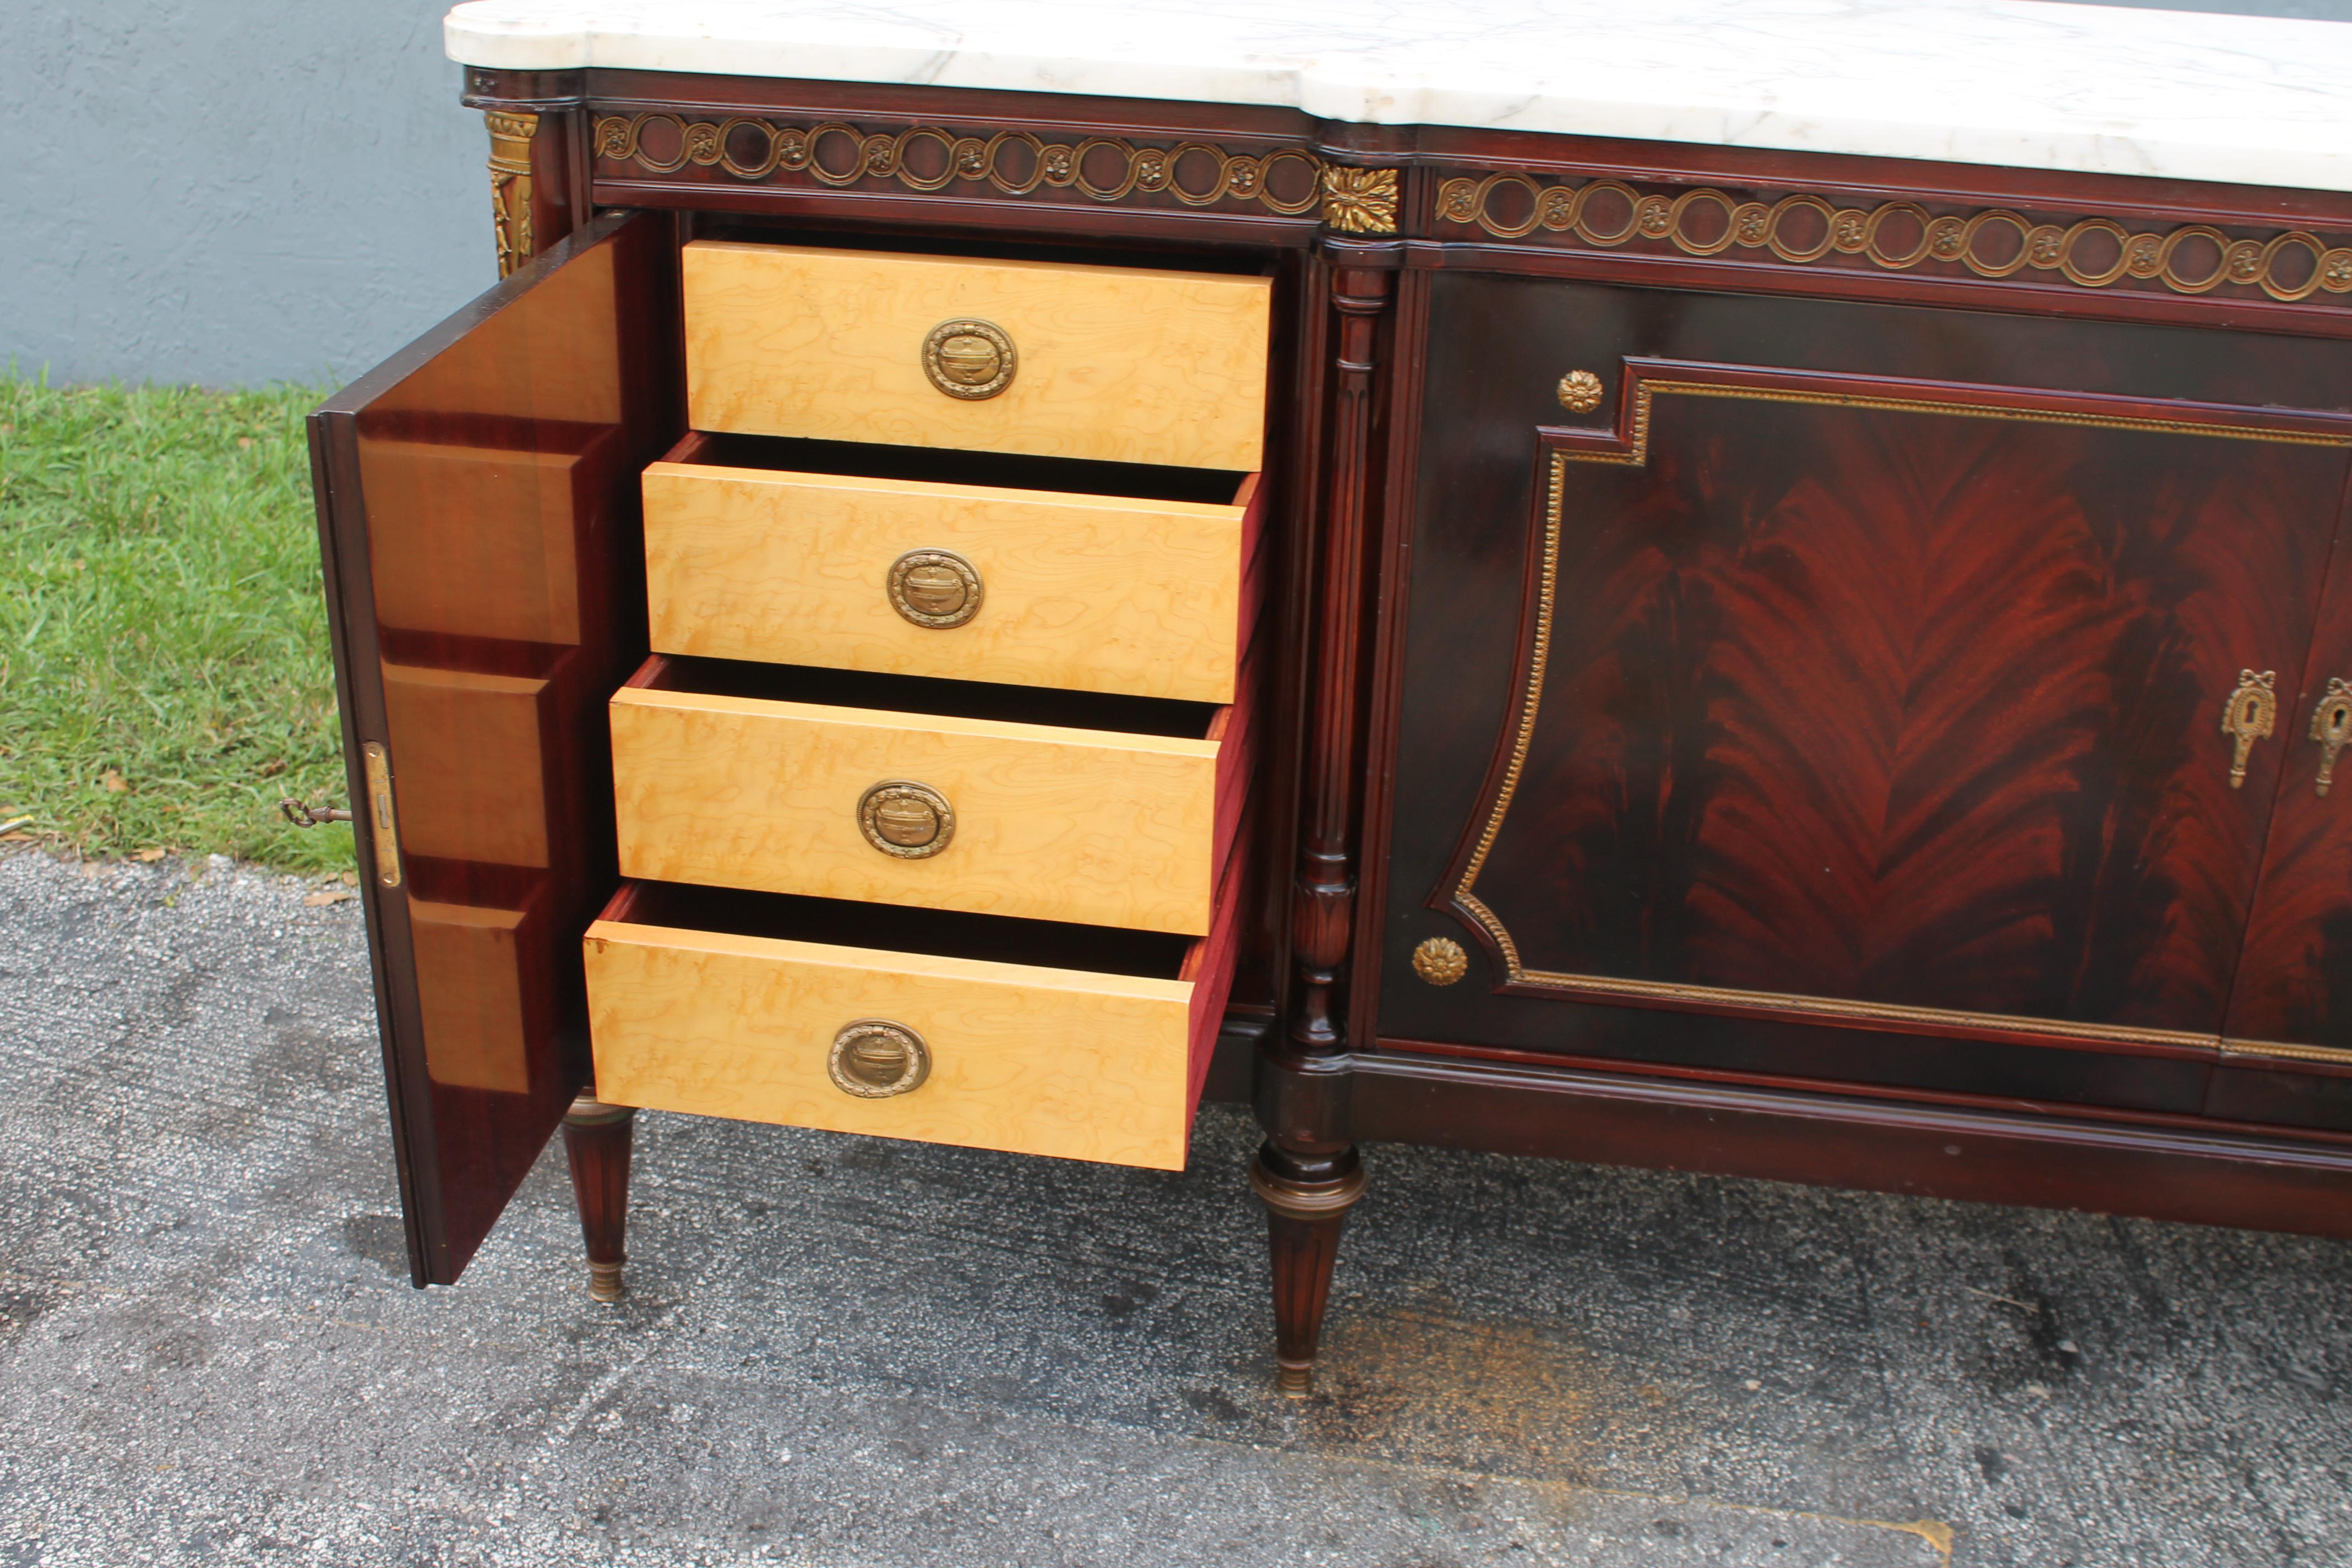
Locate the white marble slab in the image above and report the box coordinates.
[443,1,2352,194]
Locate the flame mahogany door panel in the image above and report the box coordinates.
[309,213,683,1284]
[2208,526,2352,1130]
[1379,274,2352,1113]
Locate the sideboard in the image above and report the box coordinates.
[310,0,2352,1395]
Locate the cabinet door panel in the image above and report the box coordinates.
[309,213,682,1284]
[2219,502,2352,1079]
[1378,275,2352,1106]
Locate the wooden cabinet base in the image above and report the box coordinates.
[1348,1049,2352,1239]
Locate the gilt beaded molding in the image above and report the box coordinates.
[592,111,1399,231]
[1436,171,2352,303]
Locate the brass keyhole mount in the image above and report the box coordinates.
[2221,668,2279,790]
[858,779,955,859]
[2312,677,2352,798]
[887,548,984,629]
[922,318,1016,400]
[829,1019,931,1098]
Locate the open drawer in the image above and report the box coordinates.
[643,433,1267,704]
[611,646,1260,935]
[582,864,1246,1169]
[681,241,1272,471]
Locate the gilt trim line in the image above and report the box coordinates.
[592,112,1398,229]
[1445,376,2352,1050]
[1436,173,2352,304]
[2222,1038,2352,1067]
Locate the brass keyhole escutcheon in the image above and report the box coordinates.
[2312,677,2352,797]
[922,318,1016,400]
[887,548,984,629]
[858,779,955,859]
[2221,668,2278,789]
[829,1019,931,1099]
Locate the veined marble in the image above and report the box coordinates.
[444,0,2352,194]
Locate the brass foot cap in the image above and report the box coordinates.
[1275,1360,1313,1398]
[587,1261,627,1304]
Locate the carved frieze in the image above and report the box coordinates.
[1436,171,2352,304]
[594,112,1326,216]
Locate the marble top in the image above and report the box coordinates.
[443,1,2352,194]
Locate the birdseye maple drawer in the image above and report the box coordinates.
[680,241,1273,471]
[582,877,1246,1170]
[643,432,1266,703]
[611,653,1256,935]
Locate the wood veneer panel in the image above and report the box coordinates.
[379,663,555,869]
[682,241,1271,469]
[643,459,1255,701]
[585,913,1196,1168]
[1379,274,2352,1108]
[610,673,1222,934]
[581,868,1256,1171]
[308,211,684,1284]
[411,898,540,1096]
[360,440,591,644]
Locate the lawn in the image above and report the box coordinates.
[0,378,354,874]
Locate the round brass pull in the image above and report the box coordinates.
[858,779,955,858]
[829,1019,931,1098]
[888,548,983,629]
[922,318,1016,400]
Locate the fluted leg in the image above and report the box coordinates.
[561,1091,636,1303]
[1249,1139,1366,1397]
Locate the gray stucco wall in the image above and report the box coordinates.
[1,2,491,390]
[2,0,2349,391]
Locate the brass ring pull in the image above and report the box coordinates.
[829,1019,931,1098]
[888,548,983,629]
[2312,677,2352,797]
[922,318,1016,400]
[858,779,955,858]
[2222,669,2278,790]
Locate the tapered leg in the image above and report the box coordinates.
[1248,1138,1366,1397]
[561,1091,636,1303]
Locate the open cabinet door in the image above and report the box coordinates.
[308,213,683,1284]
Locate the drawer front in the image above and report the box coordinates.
[682,242,1272,471]
[644,463,1255,703]
[611,686,1220,933]
[585,919,1195,1169]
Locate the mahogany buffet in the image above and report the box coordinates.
[310,1,2352,1393]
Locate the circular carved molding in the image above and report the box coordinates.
[922,318,1016,400]
[858,780,956,859]
[829,1019,932,1098]
[887,548,984,629]
[1412,937,1469,986]
[1556,369,1604,414]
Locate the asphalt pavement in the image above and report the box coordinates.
[2,846,2348,1566]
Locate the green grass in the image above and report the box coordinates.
[0,377,355,874]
